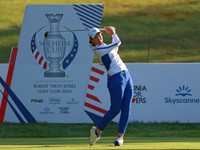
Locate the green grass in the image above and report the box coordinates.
[0,137,200,149]
[1,0,200,63]
[0,122,200,149]
[0,122,200,138]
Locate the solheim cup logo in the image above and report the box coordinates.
[44,14,65,77]
[30,13,78,77]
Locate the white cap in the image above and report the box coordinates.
[88,28,101,39]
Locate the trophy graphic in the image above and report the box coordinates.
[44,14,66,77]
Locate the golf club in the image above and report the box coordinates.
[44,28,105,37]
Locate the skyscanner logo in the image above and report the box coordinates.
[165,85,200,105]
[175,86,192,97]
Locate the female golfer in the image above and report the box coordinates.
[88,26,133,146]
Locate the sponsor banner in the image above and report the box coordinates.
[0,4,104,123]
[84,63,200,123]
[1,62,200,123]
[130,63,200,123]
